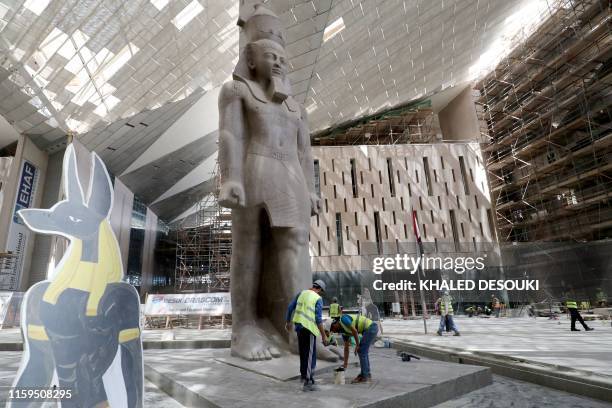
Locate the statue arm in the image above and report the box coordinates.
[297,106,316,195]
[219,81,246,186]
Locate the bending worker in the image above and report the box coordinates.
[286,280,329,391]
[330,314,378,384]
[330,297,342,319]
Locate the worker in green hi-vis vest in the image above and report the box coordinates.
[329,297,342,319]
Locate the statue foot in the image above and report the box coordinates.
[231,323,282,361]
[317,339,339,362]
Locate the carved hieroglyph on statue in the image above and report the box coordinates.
[218,3,336,362]
[9,145,143,407]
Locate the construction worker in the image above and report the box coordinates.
[329,297,342,319]
[565,300,594,332]
[491,295,501,318]
[436,291,460,336]
[286,280,329,391]
[329,314,378,384]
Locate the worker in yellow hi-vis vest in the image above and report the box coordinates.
[329,297,342,319]
[565,300,594,332]
[286,280,329,391]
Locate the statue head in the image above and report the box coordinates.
[234,3,291,102]
[246,39,287,83]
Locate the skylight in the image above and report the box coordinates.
[150,0,169,11]
[24,0,50,16]
[101,43,139,80]
[172,0,203,31]
[323,17,345,43]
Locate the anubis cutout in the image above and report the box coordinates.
[9,145,143,408]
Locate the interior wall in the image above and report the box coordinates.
[438,87,481,142]
[109,178,134,275]
[140,209,158,297]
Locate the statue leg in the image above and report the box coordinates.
[231,207,281,360]
[270,227,339,362]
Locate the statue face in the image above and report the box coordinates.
[248,41,287,81]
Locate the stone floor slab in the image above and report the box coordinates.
[144,348,492,408]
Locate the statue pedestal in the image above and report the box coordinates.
[144,348,492,407]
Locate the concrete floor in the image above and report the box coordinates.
[380,316,612,376]
[1,317,611,407]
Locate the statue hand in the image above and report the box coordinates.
[219,181,246,208]
[310,193,321,216]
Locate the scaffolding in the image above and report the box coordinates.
[312,102,441,146]
[0,252,17,291]
[475,0,612,242]
[174,167,231,293]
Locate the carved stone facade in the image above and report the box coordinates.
[310,143,496,273]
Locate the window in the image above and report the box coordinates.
[433,169,438,183]
[445,182,449,195]
[327,226,330,241]
[474,195,479,209]
[438,196,442,210]
[331,159,335,172]
[415,169,419,183]
[357,240,361,255]
[350,159,358,197]
[423,157,433,196]
[479,222,484,236]
[430,210,434,223]
[460,223,465,238]
[408,183,412,197]
[442,223,446,238]
[363,198,367,211]
[325,199,328,213]
[368,158,372,171]
[314,160,321,196]
[419,196,423,210]
[441,156,445,169]
[346,225,350,240]
[371,184,375,198]
[316,213,319,227]
[387,158,396,196]
[344,198,347,212]
[342,172,345,185]
[468,209,472,222]
[401,197,405,211]
[382,197,386,211]
[393,211,397,224]
[459,156,470,194]
[333,185,337,199]
[324,171,327,186]
[374,212,382,254]
[404,224,408,239]
[449,210,459,250]
[354,212,358,225]
[486,208,496,238]
[365,225,369,240]
[336,213,343,255]
[318,241,322,256]
[422,224,427,238]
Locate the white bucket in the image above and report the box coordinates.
[334,368,345,385]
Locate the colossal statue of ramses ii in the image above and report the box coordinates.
[218,4,336,362]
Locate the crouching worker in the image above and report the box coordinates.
[330,314,378,383]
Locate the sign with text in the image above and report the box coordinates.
[2,160,38,290]
[144,293,231,316]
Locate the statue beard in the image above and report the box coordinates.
[269,75,289,103]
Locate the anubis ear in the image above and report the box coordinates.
[87,152,113,218]
[63,145,85,204]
